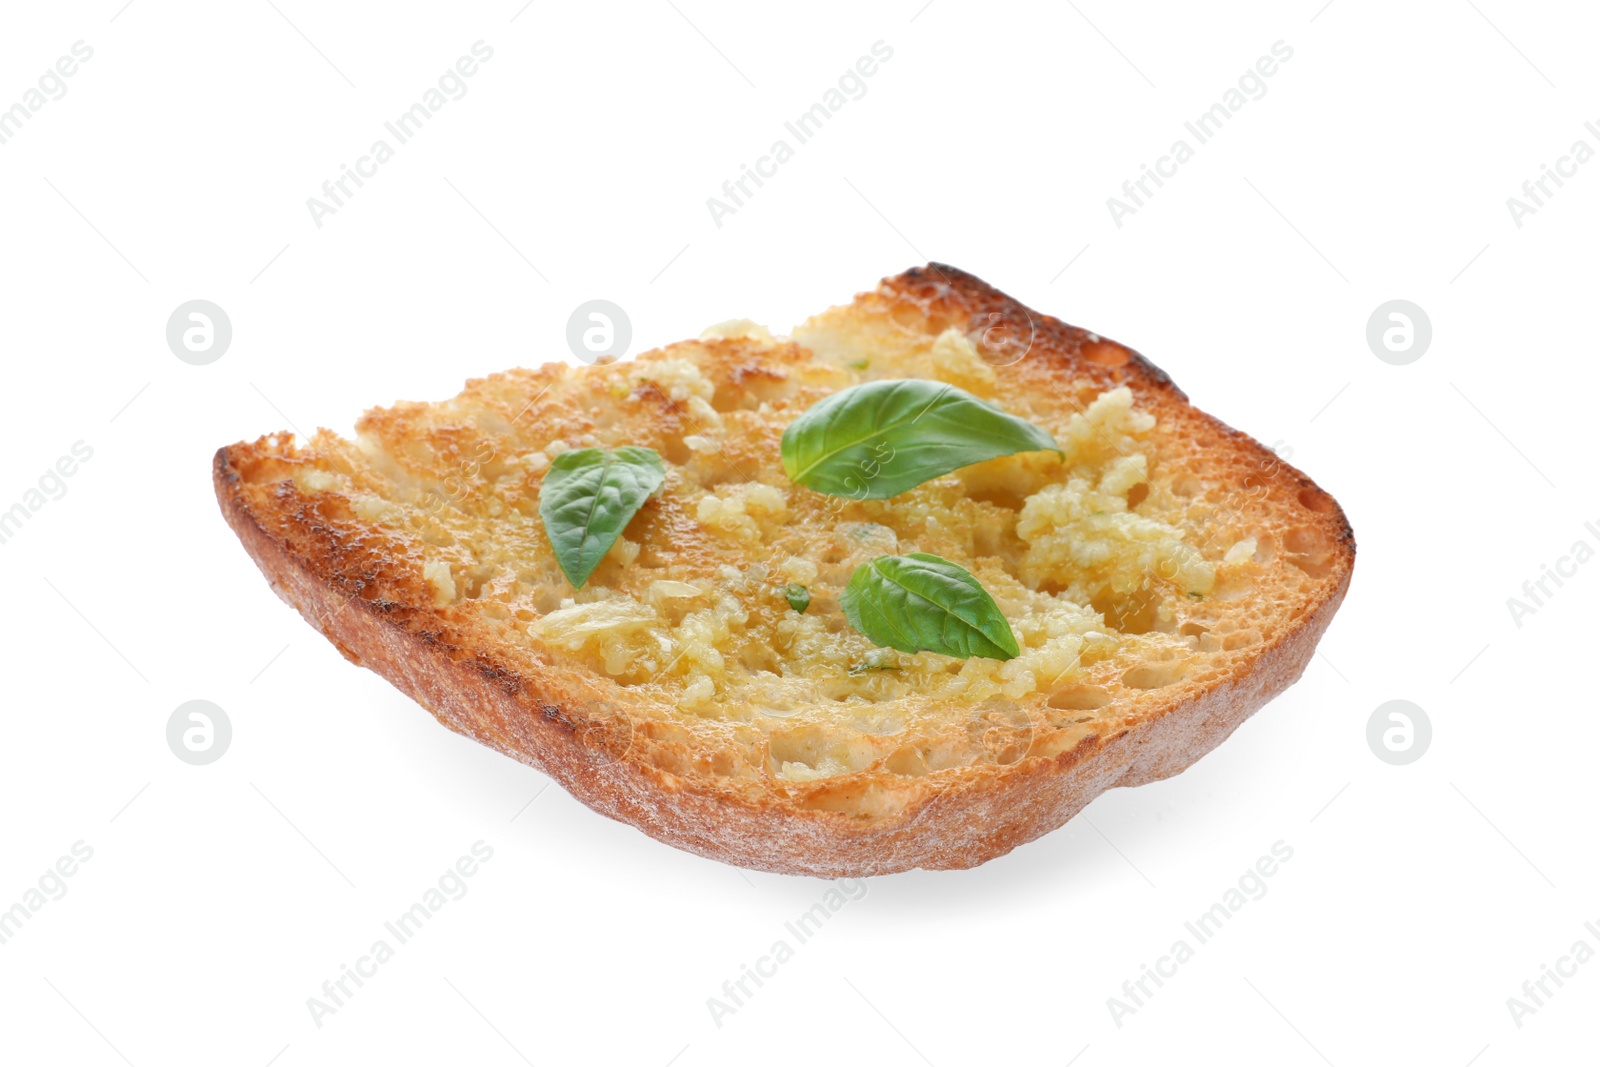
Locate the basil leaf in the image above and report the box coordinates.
[780,379,1058,499]
[538,447,665,589]
[784,583,811,613]
[840,552,1019,661]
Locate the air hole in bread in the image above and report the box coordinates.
[1284,526,1325,553]
[1033,577,1069,597]
[1081,340,1130,367]
[1047,684,1113,711]
[1283,526,1336,579]
[1126,482,1150,508]
[461,567,491,599]
[1222,630,1259,651]
[968,486,1027,511]
[884,745,930,777]
[656,436,692,465]
[739,644,779,674]
[1092,586,1165,635]
[1122,664,1185,690]
[1288,553,1335,579]
[796,784,890,818]
[768,728,841,772]
[1297,486,1336,513]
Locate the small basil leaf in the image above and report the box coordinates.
[538,446,665,589]
[780,379,1058,499]
[784,583,811,613]
[839,552,1020,661]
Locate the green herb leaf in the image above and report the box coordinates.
[538,447,665,589]
[840,552,1019,661]
[784,583,811,613]
[780,379,1059,499]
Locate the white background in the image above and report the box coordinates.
[1,1,1595,1064]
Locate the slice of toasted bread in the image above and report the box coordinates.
[214,264,1353,876]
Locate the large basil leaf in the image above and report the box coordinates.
[539,447,665,589]
[780,379,1058,499]
[840,552,1019,661]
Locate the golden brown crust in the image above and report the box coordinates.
[213,265,1354,876]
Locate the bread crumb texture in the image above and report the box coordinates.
[233,283,1348,815]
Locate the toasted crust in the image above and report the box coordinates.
[214,264,1353,876]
